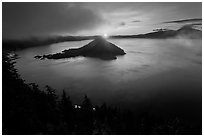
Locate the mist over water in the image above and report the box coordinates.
[15,38,201,121]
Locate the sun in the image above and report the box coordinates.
[103,33,108,38]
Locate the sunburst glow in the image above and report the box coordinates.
[103,33,108,38]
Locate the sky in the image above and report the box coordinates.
[2,2,202,40]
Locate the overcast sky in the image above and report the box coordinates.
[2,2,202,39]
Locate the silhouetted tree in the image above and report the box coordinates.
[59,90,74,134]
[2,50,201,135]
[80,95,94,134]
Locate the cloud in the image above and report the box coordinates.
[3,3,105,39]
[119,22,126,26]
[2,3,202,38]
[188,23,202,26]
[132,20,141,23]
[163,18,202,24]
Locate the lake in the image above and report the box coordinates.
[15,38,202,123]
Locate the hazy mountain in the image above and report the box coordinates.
[111,26,202,39]
[35,37,126,60]
[176,25,202,39]
[3,26,201,51]
[2,36,98,50]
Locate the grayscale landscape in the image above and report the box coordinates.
[2,2,202,135]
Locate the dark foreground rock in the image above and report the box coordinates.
[35,37,126,60]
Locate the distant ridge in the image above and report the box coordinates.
[110,26,202,39]
[3,26,201,51]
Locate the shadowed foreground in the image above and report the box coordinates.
[3,51,201,135]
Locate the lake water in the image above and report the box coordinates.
[15,38,202,121]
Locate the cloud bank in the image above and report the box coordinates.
[163,18,202,24]
[3,3,105,39]
[3,2,202,39]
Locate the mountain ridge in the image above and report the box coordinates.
[3,26,201,51]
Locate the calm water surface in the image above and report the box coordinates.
[15,38,202,120]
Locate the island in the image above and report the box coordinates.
[35,37,126,60]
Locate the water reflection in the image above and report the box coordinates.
[15,39,201,114]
